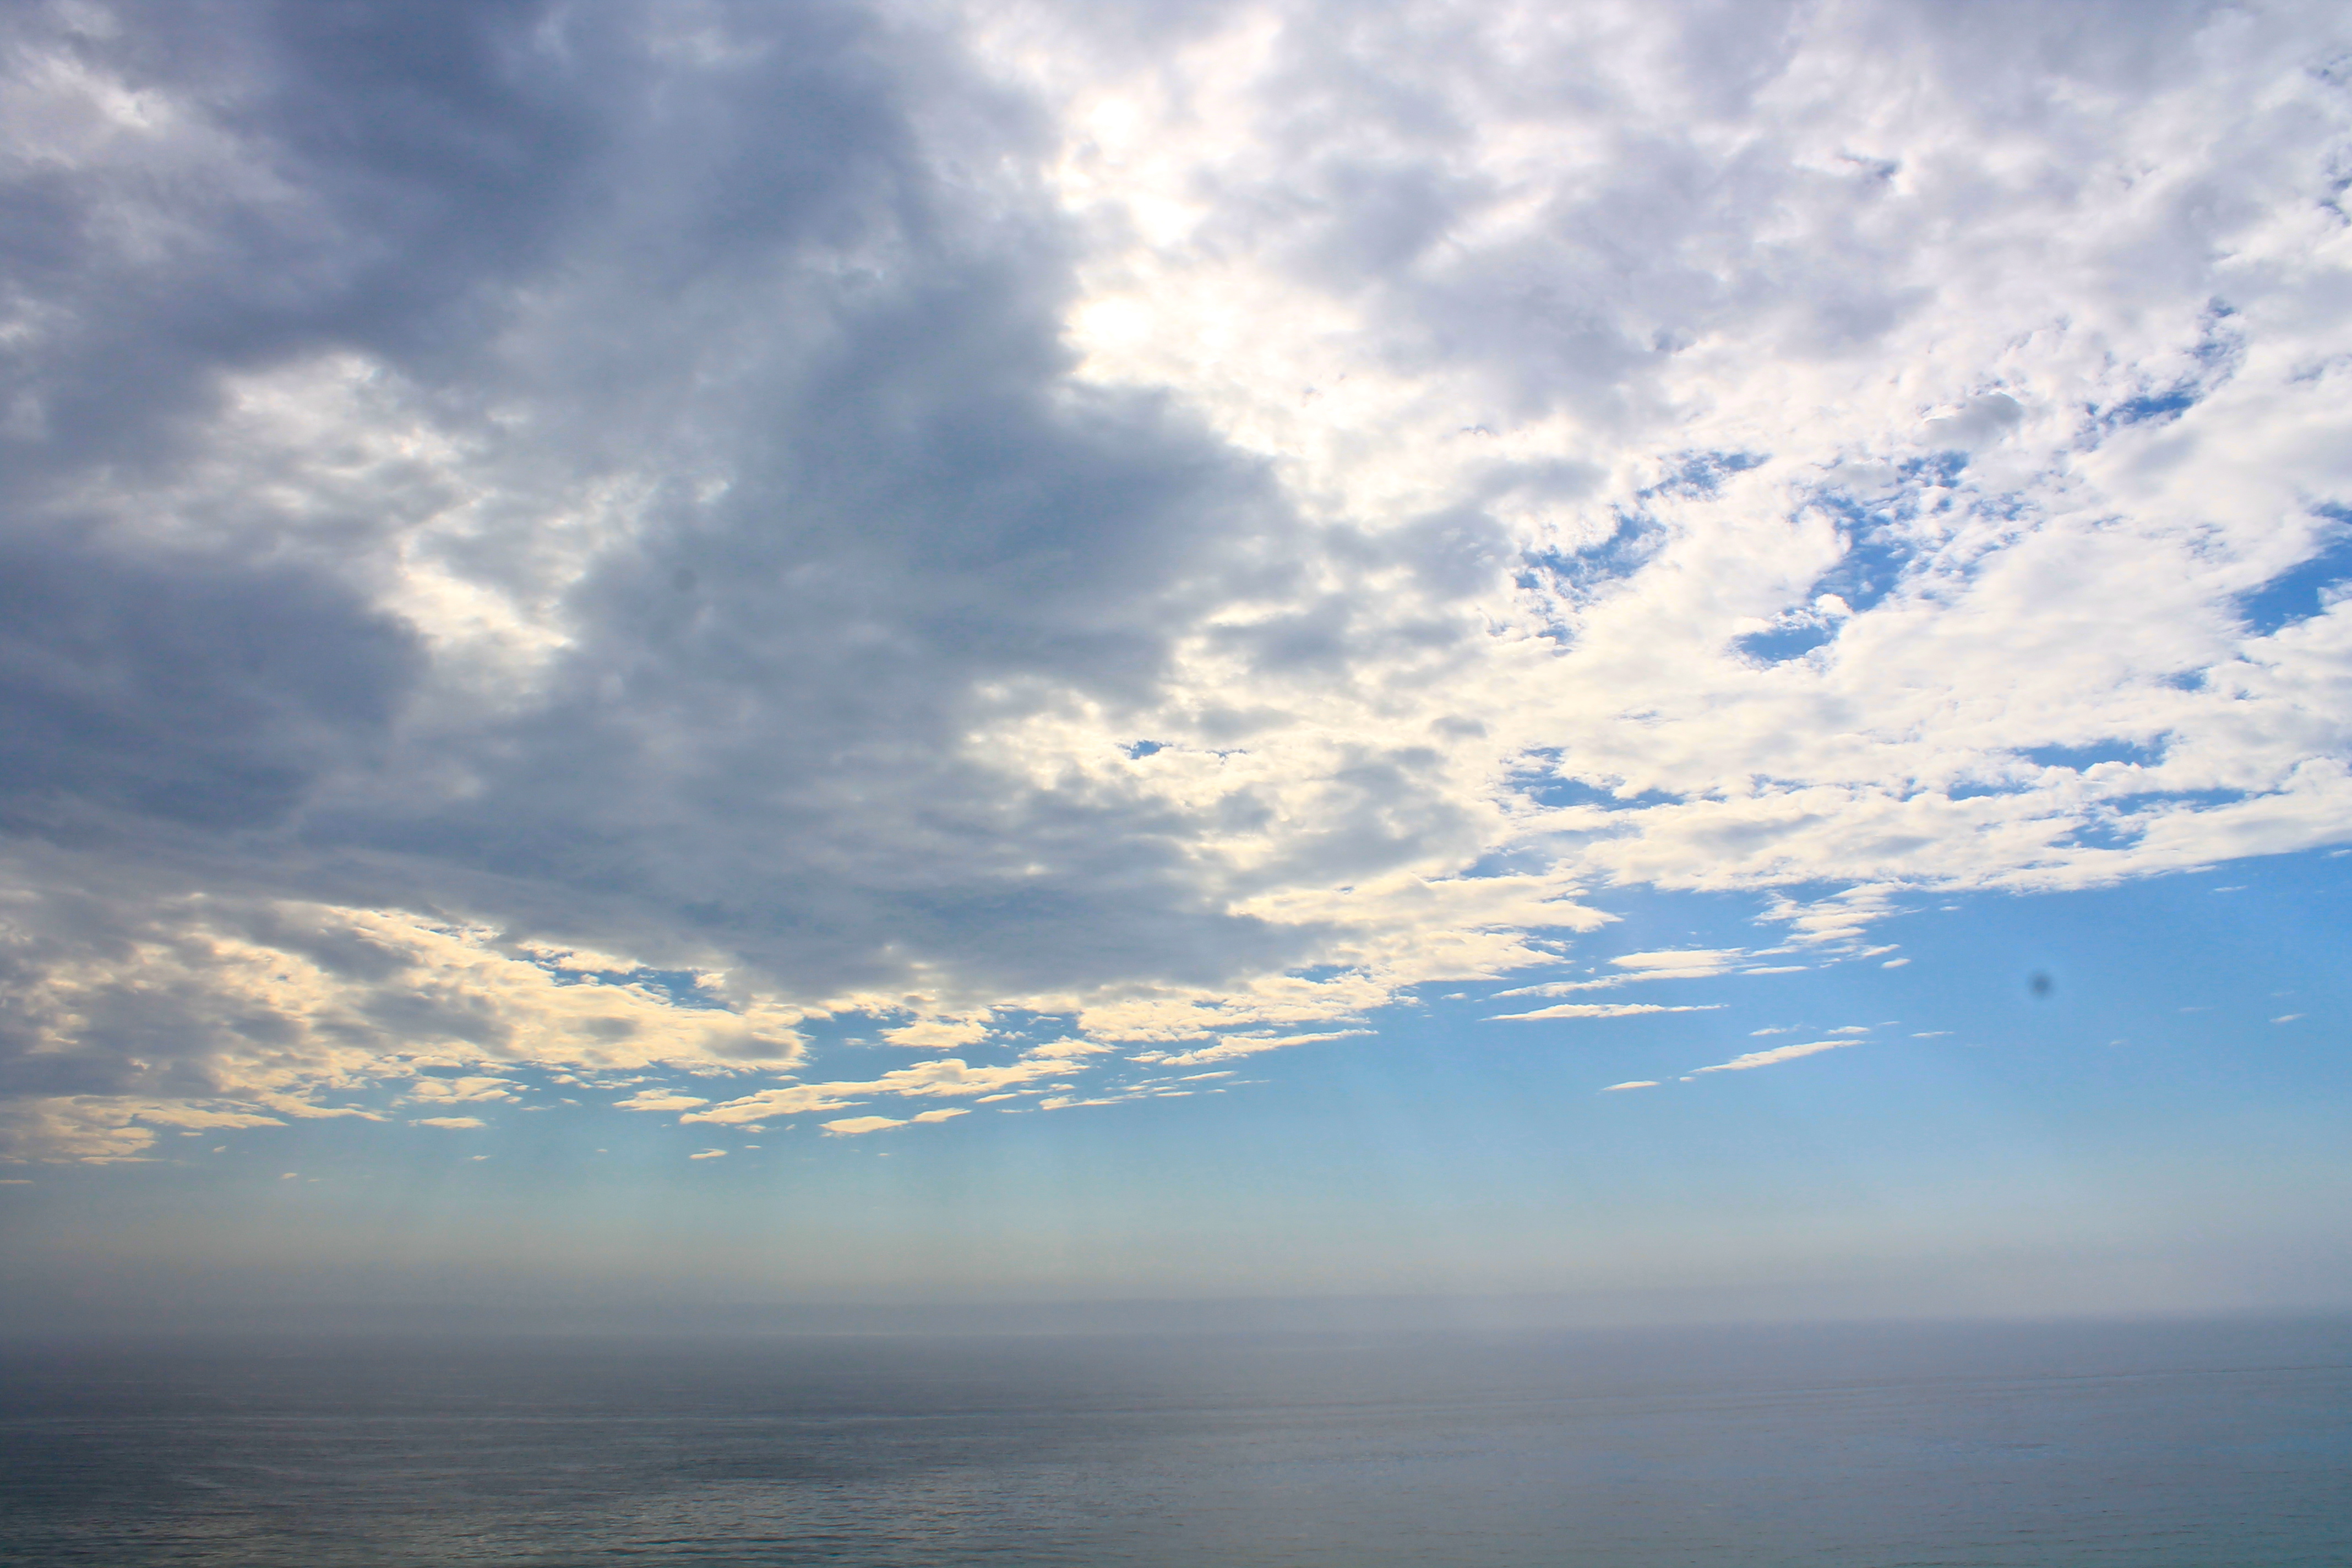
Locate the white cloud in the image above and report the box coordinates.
[1494,948,1801,998]
[0,896,813,1158]
[1487,1003,1724,1021]
[412,1115,486,1130]
[822,1116,908,1137]
[1126,1030,1374,1068]
[1610,951,1745,976]
[0,1099,170,1162]
[880,1016,993,1050]
[613,1090,713,1113]
[408,1077,519,1105]
[1602,1080,1659,1092]
[1689,1041,1859,1076]
[688,1148,727,1159]
[679,1050,1090,1128]
[681,1084,866,1126]
[1024,1038,1114,1059]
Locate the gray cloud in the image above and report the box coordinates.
[3,0,1323,991]
[0,531,420,831]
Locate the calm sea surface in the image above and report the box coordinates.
[2,1317,2346,1566]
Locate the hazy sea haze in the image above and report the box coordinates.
[2,1317,2346,1566]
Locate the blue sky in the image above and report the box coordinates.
[8,854,2345,1327]
[1,0,2349,1330]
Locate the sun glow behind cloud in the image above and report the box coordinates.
[0,0,2347,1164]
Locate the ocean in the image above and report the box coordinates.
[2,1316,2346,1566]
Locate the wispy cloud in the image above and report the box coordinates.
[823,1117,907,1137]
[1495,951,1758,997]
[1025,1039,1115,1060]
[1689,1041,1859,1076]
[1488,1004,1724,1022]
[614,1091,712,1113]
[679,1046,1107,1128]
[1129,1031,1374,1068]
[409,1077,520,1106]
[880,1017,993,1050]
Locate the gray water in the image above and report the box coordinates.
[3,1317,2346,1566]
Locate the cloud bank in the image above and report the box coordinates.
[3,0,2349,1156]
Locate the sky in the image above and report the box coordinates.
[2,0,2349,1332]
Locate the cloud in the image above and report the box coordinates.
[1602,1081,1659,1092]
[2,0,2350,1150]
[412,1116,487,1130]
[678,1049,1091,1127]
[613,1090,712,1113]
[822,1116,908,1137]
[680,1084,867,1126]
[864,1058,1072,1099]
[119,1104,288,1131]
[1126,1030,1373,1067]
[0,1099,178,1162]
[880,1017,994,1050]
[1493,948,1796,997]
[0,894,810,1157]
[407,1077,520,1105]
[1025,1038,1114,1059]
[1689,1041,1859,1076]
[688,1148,727,1159]
[1488,1003,1723,1022]
[1611,952,1745,977]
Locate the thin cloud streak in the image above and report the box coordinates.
[1488,1004,1725,1021]
[1689,1041,1859,1076]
